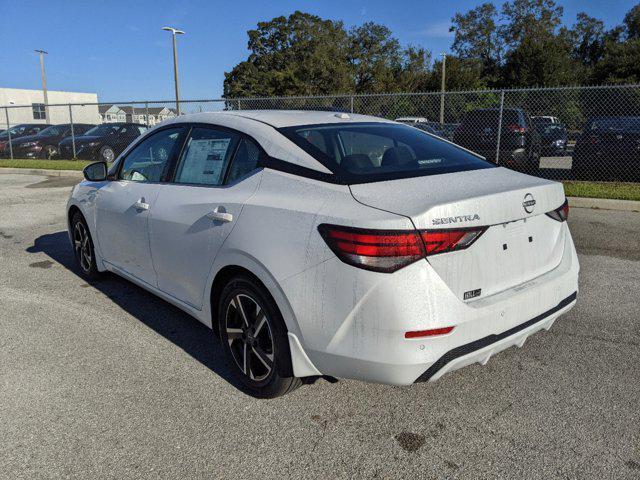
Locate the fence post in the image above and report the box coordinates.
[4,107,13,160]
[495,90,505,165]
[68,104,77,159]
[350,95,354,114]
[237,99,241,110]
[145,102,150,127]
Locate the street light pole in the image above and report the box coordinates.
[162,26,185,115]
[35,49,49,123]
[439,53,446,126]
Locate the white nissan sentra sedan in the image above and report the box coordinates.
[67,111,579,398]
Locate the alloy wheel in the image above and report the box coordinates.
[225,293,275,382]
[73,221,92,272]
[102,147,115,163]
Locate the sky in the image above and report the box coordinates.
[0,0,636,102]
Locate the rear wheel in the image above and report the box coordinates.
[218,274,301,398]
[71,211,102,280]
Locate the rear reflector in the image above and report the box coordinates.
[545,199,569,222]
[318,224,487,273]
[405,326,455,339]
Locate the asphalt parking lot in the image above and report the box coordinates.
[0,173,639,479]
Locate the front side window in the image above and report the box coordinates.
[119,127,183,183]
[173,127,239,186]
[279,122,494,183]
[32,103,46,120]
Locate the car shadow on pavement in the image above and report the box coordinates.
[27,231,241,391]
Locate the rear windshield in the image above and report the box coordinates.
[279,122,494,183]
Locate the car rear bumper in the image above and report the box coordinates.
[284,223,579,385]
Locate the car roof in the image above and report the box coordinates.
[168,110,395,128]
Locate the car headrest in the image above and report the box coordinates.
[381,146,417,168]
[341,154,374,172]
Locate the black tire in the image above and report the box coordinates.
[71,211,102,280]
[41,145,57,159]
[99,145,115,163]
[218,274,301,398]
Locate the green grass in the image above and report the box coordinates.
[0,159,93,171]
[562,181,640,202]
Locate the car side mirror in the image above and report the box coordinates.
[83,161,108,182]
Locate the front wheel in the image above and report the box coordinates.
[218,274,301,398]
[71,211,102,280]
[41,145,57,159]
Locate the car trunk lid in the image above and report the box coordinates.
[349,167,567,300]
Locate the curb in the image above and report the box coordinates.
[568,196,640,212]
[1,167,639,212]
[0,167,84,179]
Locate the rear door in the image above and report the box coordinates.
[149,126,263,309]
[95,126,186,286]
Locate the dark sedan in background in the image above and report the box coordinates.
[0,124,48,157]
[532,118,568,156]
[452,108,541,172]
[573,116,640,180]
[58,123,147,161]
[10,123,94,159]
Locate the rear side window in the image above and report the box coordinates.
[226,138,261,183]
[279,122,494,183]
[173,127,239,186]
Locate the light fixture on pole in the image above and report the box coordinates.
[162,26,185,115]
[34,49,49,123]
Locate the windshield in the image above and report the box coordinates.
[279,122,494,183]
[84,124,121,136]
[0,125,30,139]
[36,125,64,137]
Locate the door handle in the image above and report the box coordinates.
[133,200,150,211]
[206,208,233,223]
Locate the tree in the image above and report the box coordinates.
[223,11,352,97]
[450,2,503,84]
[624,4,640,40]
[500,0,563,47]
[348,22,403,93]
[569,13,605,67]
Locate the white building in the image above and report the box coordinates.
[0,87,100,129]
[99,105,177,126]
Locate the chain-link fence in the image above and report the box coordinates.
[1,85,639,182]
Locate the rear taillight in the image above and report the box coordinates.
[506,124,526,134]
[420,229,486,255]
[405,326,455,339]
[546,199,569,222]
[318,224,487,273]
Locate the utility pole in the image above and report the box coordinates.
[162,26,185,115]
[439,53,446,126]
[35,49,49,123]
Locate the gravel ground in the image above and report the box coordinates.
[0,173,638,479]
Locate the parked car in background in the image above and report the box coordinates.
[531,116,561,125]
[452,108,541,172]
[10,124,95,159]
[573,116,640,180]
[58,123,147,162]
[0,123,48,157]
[68,110,578,398]
[532,119,568,156]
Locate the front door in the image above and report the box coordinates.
[95,126,185,286]
[149,128,263,308]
